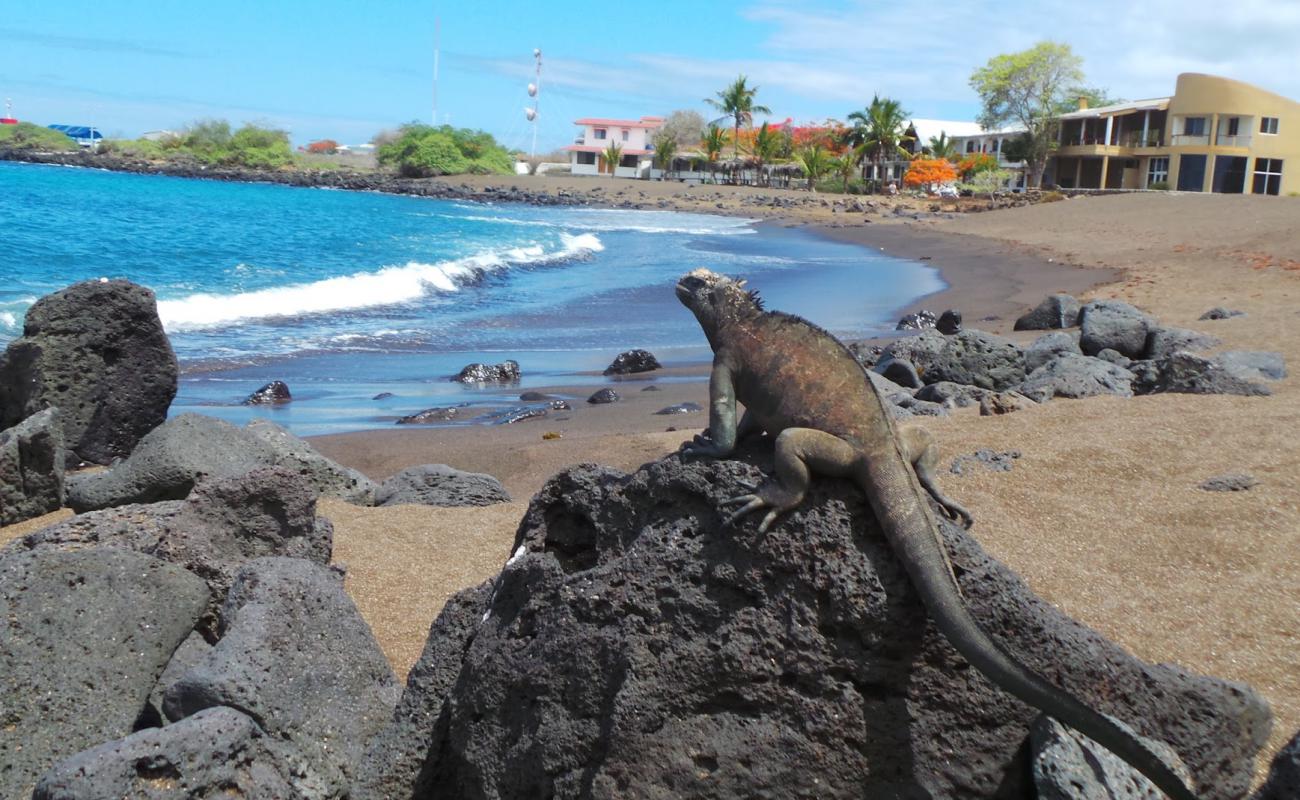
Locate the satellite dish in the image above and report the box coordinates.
[533,48,541,58]
[527,83,537,97]
[525,108,537,122]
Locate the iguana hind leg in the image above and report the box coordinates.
[899,425,974,529]
[721,427,858,533]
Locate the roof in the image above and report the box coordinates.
[1057,97,1171,120]
[563,144,652,156]
[573,116,664,129]
[908,118,1025,144]
[47,124,103,140]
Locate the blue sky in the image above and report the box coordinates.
[3,0,1299,150]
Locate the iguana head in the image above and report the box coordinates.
[676,269,761,340]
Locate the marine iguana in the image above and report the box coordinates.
[675,268,1199,800]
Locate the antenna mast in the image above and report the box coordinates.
[525,48,542,157]
[432,17,440,125]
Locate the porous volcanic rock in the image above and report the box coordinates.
[603,349,662,375]
[1199,307,1246,321]
[874,357,924,389]
[1031,714,1190,800]
[32,707,302,800]
[242,379,292,405]
[397,405,465,424]
[878,329,948,377]
[587,388,620,404]
[1017,353,1136,403]
[1025,331,1083,373]
[936,309,962,335]
[1078,300,1155,359]
[914,381,992,408]
[1218,350,1287,381]
[164,557,400,798]
[375,463,512,507]
[1015,294,1081,331]
[0,279,177,466]
[0,548,208,799]
[896,309,937,330]
[380,449,1268,799]
[925,329,1026,390]
[0,407,65,525]
[1145,326,1220,361]
[1253,728,1300,800]
[65,413,375,511]
[1142,352,1273,396]
[452,360,521,384]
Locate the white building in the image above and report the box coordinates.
[908,118,1028,188]
[564,116,664,177]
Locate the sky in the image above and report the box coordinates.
[3,0,1299,151]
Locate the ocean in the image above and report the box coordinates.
[0,161,944,434]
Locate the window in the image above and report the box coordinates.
[1253,158,1283,195]
[1183,117,1206,136]
[619,154,638,168]
[621,129,629,142]
[1177,154,1207,191]
[1147,157,1169,185]
[965,140,976,153]
[576,152,596,165]
[593,128,607,140]
[1226,117,1239,136]
[1260,117,1279,135]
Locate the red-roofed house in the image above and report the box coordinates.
[564,116,664,177]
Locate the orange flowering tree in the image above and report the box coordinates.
[956,153,998,181]
[903,158,958,191]
[307,139,339,154]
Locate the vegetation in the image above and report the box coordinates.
[970,41,1089,187]
[375,123,512,177]
[832,154,857,192]
[968,168,1013,202]
[793,145,834,191]
[846,95,913,191]
[957,153,999,181]
[652,132,678,179]
[903,158,958,190]
[749,122,784,186]
[658,109,707,149]
[307,139,339,154]
[0,122,79,152]
[601,141,623,175]
[705,75,771,160]
[926,132,956,160]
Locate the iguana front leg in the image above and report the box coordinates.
[722,427,858,532]
[681,360,740,458]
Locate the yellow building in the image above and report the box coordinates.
[1049,73,1299,195]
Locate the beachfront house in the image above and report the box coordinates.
[565,116,664,178]
[909,119,1028,189]
[1046,73,1300,194]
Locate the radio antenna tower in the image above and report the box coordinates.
[525,48,542,157]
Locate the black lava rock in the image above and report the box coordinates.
[242,380,292,405]
[603,349,662,375]
[587,388,620,404]
[896,309,938,331]
[452,360,521,384]
[936,309,963,335]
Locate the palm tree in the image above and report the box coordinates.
[927,131,956,160]
[702,125,728,183]
[653,133,677,180]
[602,141,623,176]
[750,122,783,186]
[794,144,833,191]
[832,153,856,193]
[705,75,771,160]
[846,95,913,192]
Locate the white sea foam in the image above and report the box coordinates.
[158,233,603,331]
[447,208,756,236]
[0,311,17,329]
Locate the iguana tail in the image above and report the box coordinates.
[858,455,1201,800]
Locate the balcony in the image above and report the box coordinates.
[1214,134,1253,148]
[1171,134,1210,146]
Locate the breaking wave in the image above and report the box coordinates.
[158,233,603,330]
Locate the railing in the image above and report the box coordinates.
[1171,134,1210,146]
[1215,134,1252,148]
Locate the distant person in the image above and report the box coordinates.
[886,181,898,196]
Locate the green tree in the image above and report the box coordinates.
[793,144,833,191]
[658,109,707,149]
[376,123,512,177]
[229,124,292,170]
[970,167,1013,205]
[970,41,1085,187]
[602,141,623,175]
[182,119,233,163]
[846,95,913,192]
[705,75,771,160]
[833,153,857,192]
[653,132,678,179]
[926,132,957,160]
[701,125,728,183]
[750,122,783,186]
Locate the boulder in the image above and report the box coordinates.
[936,309,962,335]
[375,463,512,507]
[1144,326,1220,360]
[0,279,177,467]
[874,357,924,389]
[1025,332,1082,373]
[1096,348,1133,367]
[17,466,333,635]
[1014,293,1081,331]
[925,329,1026,391]
[0,548,209,799]
[32,707,302,800]
[65,413,375,512]
[1017,353,1136,403]
[603,349,661,375]
[896,309,937,330]
[242,379,292,405]
[0,407,65,526]
[915,381,992,408]
[1078,300,1155,359]
[164,557,400,797]
[452,360,521,383]
[1217,351,1287,382]
[382,453,1267,798]
[1254,729,1300,800]
[353,582,495,800]
[587,388,620,404]
[397,405,465,424]
[1143,352,1273,397]
[980,391,1036,416]
[879,329,948,377]
[143,632,213,728]
[1031,714,1190,800]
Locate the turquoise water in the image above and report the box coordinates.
[0,161,943,434]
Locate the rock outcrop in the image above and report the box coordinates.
[374,450,1269,799]
[243,379,292,404]
[453,360,521,383]
[0,279,177,466]
[1014,293,1081,331]
[375,463,512,507]
[603,349,661,375]
[0,407,65,525]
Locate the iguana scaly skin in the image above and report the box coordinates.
[676,268,1198,800]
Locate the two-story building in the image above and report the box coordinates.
[1048,73,1299,194]
[564,116,664,178]
[903,119,1028,188]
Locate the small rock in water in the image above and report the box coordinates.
[896,309,938,331]
[396,406,465,424]
[242,381,291,405]
[950,449,1022,475]
[1199,474,1258,492]
[587,388,620,405]
[654,402,703,415]
[641,385,661,392]
[452,360,521,384]
[489,407,548,425]
[936,309,962,335]
[603,349,662,375]
[519,391,556,401]
[548,400,571,411]
[372,392,395,401]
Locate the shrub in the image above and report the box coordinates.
[227,124,292,170]
[307,139,339,154]
[181,119,233,163]
[377,123,513,177]
[98,138,168,160]
[903,158,958,190]
[0,122,78,152]
[1148,181,1170,191]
